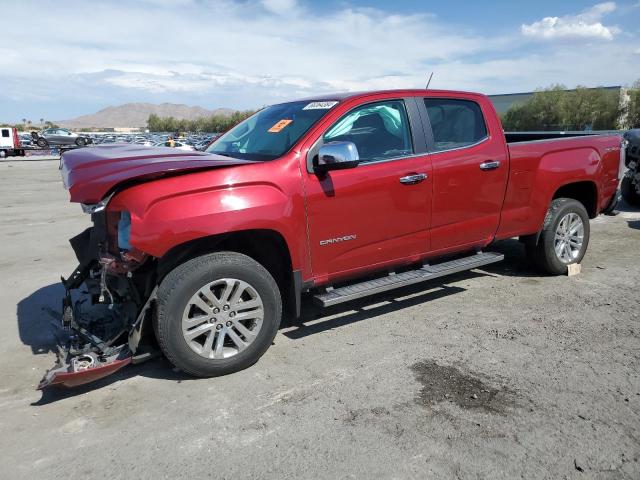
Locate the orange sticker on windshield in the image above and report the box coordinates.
[268,119,293,133]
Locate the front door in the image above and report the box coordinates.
[422,97,509,252]
[303,98,432,283]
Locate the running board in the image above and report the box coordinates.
[313,252,504,307]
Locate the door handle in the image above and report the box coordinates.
[479,161,501,171]
[399,173,428,185]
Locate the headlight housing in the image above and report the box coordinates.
[117,211,132,251]
[81,193,114,214]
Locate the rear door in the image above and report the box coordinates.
[302,97,432,283]
[420,96,508,253]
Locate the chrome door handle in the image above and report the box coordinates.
[480,161,501,171]
[399,173,428,185]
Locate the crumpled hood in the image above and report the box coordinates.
[61,144,255,203]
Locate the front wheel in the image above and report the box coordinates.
[526,198,590,275]
[155,252,282,377]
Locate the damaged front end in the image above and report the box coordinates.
[39,206,156,390]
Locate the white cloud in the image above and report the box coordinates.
[261,0,299,15]
[521,2,620,40]
[0,0,638,120]
[0,0,501,97]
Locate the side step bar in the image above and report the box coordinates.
[313,251,504,307]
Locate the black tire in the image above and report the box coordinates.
[526,198,590,275]
[0,150,6,159]
[75,137,86,147]
[36,138,48,148]
[621,175,640,206]
[155,251,282,377]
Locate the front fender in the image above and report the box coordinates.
[107,161,307,270]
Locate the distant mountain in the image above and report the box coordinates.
[58,103,234,129]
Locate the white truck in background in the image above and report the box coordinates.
[0,127,25,159]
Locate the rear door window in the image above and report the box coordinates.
[424,98,487,152]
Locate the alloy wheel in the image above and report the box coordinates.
[554,212,584,263]
[181,278,264,359]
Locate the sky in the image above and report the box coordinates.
[1,0,639,122]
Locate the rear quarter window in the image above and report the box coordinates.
[424,98,487,152]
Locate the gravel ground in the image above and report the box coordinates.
[0,160,638,479]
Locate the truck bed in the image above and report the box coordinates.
[504,131,618,143]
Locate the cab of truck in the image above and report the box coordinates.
[0,127,25,159]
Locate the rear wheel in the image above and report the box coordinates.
[526,198,590,275]
[155,251,282,377]
[621,175,640,206]
[36,138,48,148]
[75,137,86,147]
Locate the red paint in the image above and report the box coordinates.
[61,144,254,203]
[37,356,132,389]
[61,89,622,287]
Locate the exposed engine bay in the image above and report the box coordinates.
[39,211,156,389]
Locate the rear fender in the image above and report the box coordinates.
[535,147,601,220]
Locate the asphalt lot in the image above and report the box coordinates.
[0,160,639,479]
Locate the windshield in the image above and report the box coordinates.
[206,100,338,161]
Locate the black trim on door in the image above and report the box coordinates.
[414,96,435,152]
[404,97,428,154]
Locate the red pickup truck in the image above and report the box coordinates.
[41,89,624,388]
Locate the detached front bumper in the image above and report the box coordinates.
[38,351,132,390]
[38,225,155,390]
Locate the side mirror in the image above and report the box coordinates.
[315,141,360,174]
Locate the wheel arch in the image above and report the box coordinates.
[521,180,598,247]
[156,229,300,318]
[551,180,599,219]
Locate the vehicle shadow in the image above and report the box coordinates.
[283,282,468,340]
[31,357,193,406]
[617,198,640,213]
[616,199,640,230]
[24,242,532,404]
[481,239,544,278]
[16,283,65,355]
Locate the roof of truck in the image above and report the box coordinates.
[290,89,485,103]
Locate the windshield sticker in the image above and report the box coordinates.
[268,119,293,133]
[302,101,338,110]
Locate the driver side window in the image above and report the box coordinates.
[323,100,413,164]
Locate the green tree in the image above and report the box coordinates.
[626,80,640,129]
[147,110,255,133]
[562,86,621,130]
[501,85,622,131]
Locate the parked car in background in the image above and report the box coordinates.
[0,127,25,158]
[153,140,195,151]
[32,128,92,148]
[19,133,33,147]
